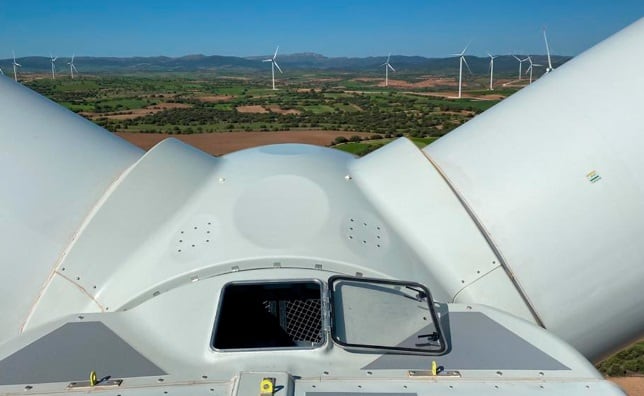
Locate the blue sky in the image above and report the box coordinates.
[0,1,642,58]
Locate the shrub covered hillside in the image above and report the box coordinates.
[597,341,644,376]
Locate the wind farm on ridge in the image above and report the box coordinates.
[1,29,564,157]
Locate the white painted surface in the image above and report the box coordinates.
[26,140,438,323]
[0,77,142,344]
[426,18,644,360]
[350,138,534,322]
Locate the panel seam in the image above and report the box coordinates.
[420,147,545,328]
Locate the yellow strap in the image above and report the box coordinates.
[431,361,437,376]
[89,371,98,386]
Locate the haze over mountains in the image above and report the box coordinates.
[0,53,571,75]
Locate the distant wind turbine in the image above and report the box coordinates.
[68,54,78,79]
[525,56,543,84]
[12,51,21,82]
[262,46,282,90]
[512,55,529,80]
[381,53,395,87]
[543,28,554,73]
[0,67,3,76]
[451,43,471,99]
[50,54,58,80]
[487,52,497,91]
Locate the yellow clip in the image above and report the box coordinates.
[89,371,98,386]
[431,361,437,376]
[260,378,274,395]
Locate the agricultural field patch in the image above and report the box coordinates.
[24,73,517,149]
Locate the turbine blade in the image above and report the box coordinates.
[544,29,553,69]
[388,64,395,72]
[387,53,391,63]
[462,56,472,74]
[273,46,279,59]
[72,65,78,73]
[262,59,272,62]
[274,62,283,73]
[460,42,470,56]
[513,55,521,61]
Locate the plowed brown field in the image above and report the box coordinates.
[610,377,644,395]
[116,130,374,156]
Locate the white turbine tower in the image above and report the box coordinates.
[525,56,543,84]
[12,51,21,82]
[262,46,282,90]
[512,55,529,80]
[487,52,497,91]
[451,44,471,99]
[50,54,57,80]
[68,54,78,79]
[381,53,395,87]
[543,28,554,73]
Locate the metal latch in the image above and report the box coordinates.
[67,371,123,389]
[260,377,275,395]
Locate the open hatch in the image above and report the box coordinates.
[328,276,445,355]
[212,276,445,355]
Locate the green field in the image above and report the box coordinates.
[25,74,511,140]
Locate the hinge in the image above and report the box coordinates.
[321,287,331,334]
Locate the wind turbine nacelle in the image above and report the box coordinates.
[0,18,642,367]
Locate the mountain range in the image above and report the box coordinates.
[0,53,571,75]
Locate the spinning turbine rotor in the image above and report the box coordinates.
[263,46,283,90]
